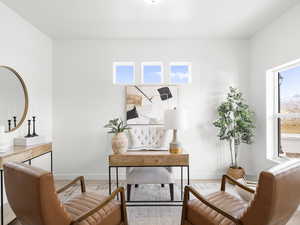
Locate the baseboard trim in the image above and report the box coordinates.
[53,172,223,181]
[54,173,115,180]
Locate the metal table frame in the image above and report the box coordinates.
[109,165,189,207]
[0,151,53,225]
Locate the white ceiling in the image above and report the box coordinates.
[1,0,300,39]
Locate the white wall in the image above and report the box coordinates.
[53,39,251,180]
[250,3,300,174]
[0,2,53,170]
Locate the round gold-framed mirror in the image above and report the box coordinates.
[0,66,28,133]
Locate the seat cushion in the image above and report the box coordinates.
[64,192,122,225]
[186,191,248,225]
[126,167,174,184]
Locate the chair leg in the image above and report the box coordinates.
[127,184,131,201]
[135,184,139,188]
[161,184,165,188]
[169,183,174,201]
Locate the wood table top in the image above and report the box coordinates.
[109,150,189,167]
[0,143,52,169]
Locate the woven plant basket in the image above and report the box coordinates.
[227,167,245,184]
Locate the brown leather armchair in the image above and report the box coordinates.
[181,161,300,225]
[4,162,128,225]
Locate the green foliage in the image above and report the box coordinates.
[213,87,255,168]
[213,87,255,144]
[104,118,130,134]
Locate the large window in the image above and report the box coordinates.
[170,63,191,84]
[113,62,135,84]
[142,62,163,84]
[267,62,300,159]
[277,66,300,156]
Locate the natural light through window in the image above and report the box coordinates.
[279,66,300,135]
[170,63,191,84]
[142,62,163,84]
[113,62,135,84]
[267,63,300,158]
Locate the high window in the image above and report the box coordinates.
[142,62,163,84]
[170,63,191,84]
[113,62,135,84]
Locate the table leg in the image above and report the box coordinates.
[187,166,190,201]
[50,151,53,173]
[116,167,119,200]
[1,170,3,225]
[187,165,190,185]
[181,166,183,200]
[109,166,112,195]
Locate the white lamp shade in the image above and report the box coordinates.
[164,109,186,130]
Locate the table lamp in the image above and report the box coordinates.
[164,108,186,154]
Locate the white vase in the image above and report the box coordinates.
[111,132,128,154]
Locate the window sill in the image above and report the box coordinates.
[281,134,300,140]
[268,155,291,164]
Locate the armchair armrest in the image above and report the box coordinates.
[70,187,127,225]
[181,186,243,225]
[57,176,86,194]
[221,175,255,194]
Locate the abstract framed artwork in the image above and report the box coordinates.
[126,85,178,125]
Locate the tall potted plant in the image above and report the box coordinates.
[104,118,130,154]
[213,87,255,179]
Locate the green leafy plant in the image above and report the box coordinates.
[104,118,130,134]
[213,87,255,168]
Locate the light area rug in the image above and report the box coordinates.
[9,180,300,225]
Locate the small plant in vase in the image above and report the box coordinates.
[213,87,255,180]
[104,118,130,154]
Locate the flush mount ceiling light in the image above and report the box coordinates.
[144,0,161,4]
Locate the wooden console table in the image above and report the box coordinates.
[0,143,52,225]
[108,150,189,206]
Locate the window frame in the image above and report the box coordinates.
[266,59,300,161]
[141,62,164,84]
[169,62,192,84]
[113,62,135,85]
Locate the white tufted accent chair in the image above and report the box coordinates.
[126,126,174,201]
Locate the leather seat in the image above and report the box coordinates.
[64,192,122,225]
[4,162,128,225]
[187,192,247,225]
[126,167,174,184]
[181,161,300,225]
